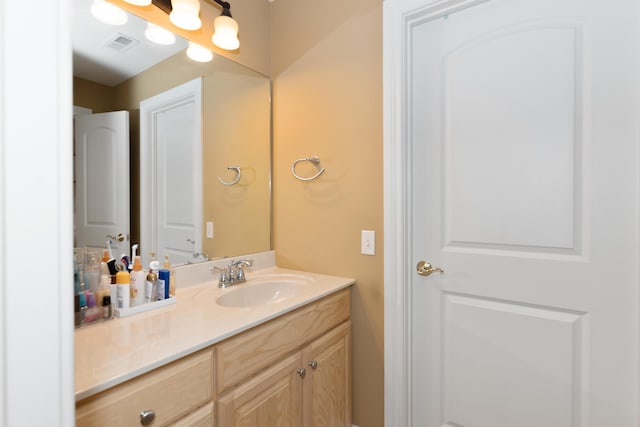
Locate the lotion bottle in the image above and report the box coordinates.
[116,271,130,309]
[130,256,145,307]
[145,271,157,303]
[163,255,176,296]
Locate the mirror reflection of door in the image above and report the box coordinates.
[140,78,203,267]
[74,110,130,257]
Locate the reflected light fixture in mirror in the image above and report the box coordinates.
[91,0,128,25]
[145,22,176,45]
[186,41,213,62]
[123,0,240,51]
[170,0,202,30]
[123,0,151,5]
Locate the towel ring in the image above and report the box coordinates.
[218,165,242,186]
[291,156,326,181]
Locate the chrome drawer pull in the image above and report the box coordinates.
[140,409,156,426]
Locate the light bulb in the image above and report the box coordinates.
[170,0,202,31]
[186,42,213,62]
[123,0,152,5]
[91,0,127,26]
[212,15,239,50]
[145,23,176,45]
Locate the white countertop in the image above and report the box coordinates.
[74,267,354,401]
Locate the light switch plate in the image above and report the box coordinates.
[206,221,214,239]
[361,230,375,255]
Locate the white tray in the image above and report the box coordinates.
[114,296,176,318]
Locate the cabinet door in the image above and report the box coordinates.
[302,321,351,427]
[169,402,214,427]
[217,353,303,427]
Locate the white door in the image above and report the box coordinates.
[140,78,202,266]
[384,0,640,425]
[74,111,130,256]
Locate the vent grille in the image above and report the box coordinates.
[104,33,139,52]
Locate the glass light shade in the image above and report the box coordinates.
[170,0,202,31]
[212,15,239,50]
[186,42,213,62]
[123,0,152,5]
[90,0,128,26]
[145,23,176,45]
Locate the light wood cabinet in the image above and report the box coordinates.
[217,353,303,426]
[215,289,350,394]
[302,321,351,427]
[76,289,351,427]
[218,320,352,427]
[76,348,214,427]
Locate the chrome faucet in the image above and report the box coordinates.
[212,259,254,288]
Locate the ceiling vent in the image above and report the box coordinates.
[104,33,139,52]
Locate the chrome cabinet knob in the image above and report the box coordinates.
[140,410,155,426]
[296,368,307,378]
[307,360,318,369]
[416,260,444,276]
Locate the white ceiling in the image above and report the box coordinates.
[72,0,188,87]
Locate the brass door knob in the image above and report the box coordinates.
[416,261,444,276]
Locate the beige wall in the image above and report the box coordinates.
[201,67,271,258]
[73,76,116,112]
[271,1,384,426]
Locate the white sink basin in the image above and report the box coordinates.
[216,275,313,308]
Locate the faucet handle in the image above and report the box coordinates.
[212,266,229,283]
[233,259,254,268]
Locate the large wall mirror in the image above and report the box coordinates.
[72,0,271,266]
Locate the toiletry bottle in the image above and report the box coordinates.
[158,269,170,300]
[163,255,176,296]
[78,292,87,324]
[149,260,163,301]
[98,253,111,309]
[116,270,130,309]
[145,271,157,303]
[102,295,112,319]
[83,291,101,323]
[130,256,145,307]
[74,294,81,327]
[109,274,118,309]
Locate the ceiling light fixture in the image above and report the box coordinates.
[210,0,239,51]
[91,0,128,26]
[145,23,176,45]
[131,0,241,51]
[123,0,152,5]
[170,0,202,30]
[186,41,213,62]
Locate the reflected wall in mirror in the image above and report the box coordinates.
[72,0,271,266]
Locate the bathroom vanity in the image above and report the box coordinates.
[74,266,354,426]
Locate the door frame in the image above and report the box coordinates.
[1,0,74,425]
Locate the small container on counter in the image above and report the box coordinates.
[158,269,170,300]
[102,295,113,319]
[116,271,130,309]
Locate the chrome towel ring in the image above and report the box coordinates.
[218,165,242,186]
[291,156,326,181]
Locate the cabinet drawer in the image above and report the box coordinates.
[76,348,214,427]
[216,289,350,393]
